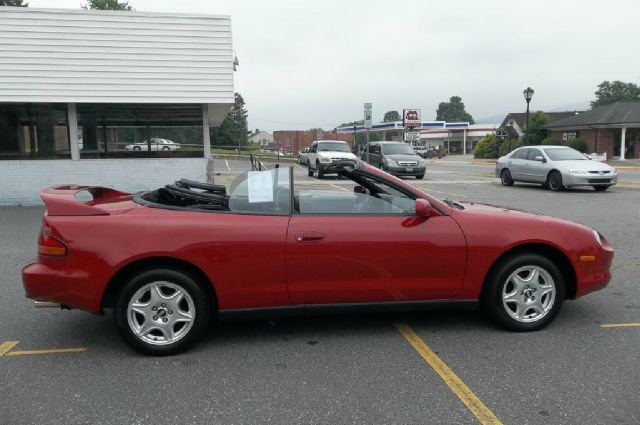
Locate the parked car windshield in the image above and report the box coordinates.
[543,147,587,161]
[381,143,415,155]
[319,142,349,152]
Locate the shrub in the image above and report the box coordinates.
[473,134,501,159]
[498,138,523,157]
[541,137,559,145]
[567,138,587,152]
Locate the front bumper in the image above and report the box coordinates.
[574,243,614,298]
[384,165,426,177]
[319,159,358,174]
[563,172,618,187]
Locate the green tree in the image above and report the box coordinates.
[498,138,523,156]
[524,111,554,145]
[591,81,640,108]
[82,0,133,10]
[567,138,587,152]
[383,110,401,122]
[436,96,475,124]
[213,92,249,147]
[0,0,28,6]
[473,133,500,159]
[541,137,558,145]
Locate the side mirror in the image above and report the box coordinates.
[415,199,437,218]
[534,156,546,163]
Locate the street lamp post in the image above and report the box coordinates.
[523,87,534,145]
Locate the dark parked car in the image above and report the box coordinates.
[361,141,426,179]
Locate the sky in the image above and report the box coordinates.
[28,0,640,131]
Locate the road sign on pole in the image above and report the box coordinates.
[364,103,372,129]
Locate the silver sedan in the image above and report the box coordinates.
[495,145,618,191]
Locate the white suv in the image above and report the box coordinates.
[306,140,358,179]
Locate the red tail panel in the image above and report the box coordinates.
[41,185,132,216]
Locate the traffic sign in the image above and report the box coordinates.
[364,103,372,129]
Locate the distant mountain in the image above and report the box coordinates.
[475,114,505,124]
[547,100,590,112]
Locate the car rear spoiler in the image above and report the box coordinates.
[41,185,131,216]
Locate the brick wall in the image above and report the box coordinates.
[0,158,208,206]
[273,131,353,154]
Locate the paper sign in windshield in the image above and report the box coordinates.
[247,171,274,203]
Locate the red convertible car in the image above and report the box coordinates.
[22,162,613,355]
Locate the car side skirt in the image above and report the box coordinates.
[218,300,478,321]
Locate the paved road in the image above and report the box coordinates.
[1,159,639,424]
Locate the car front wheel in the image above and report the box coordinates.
[482,253,565,331]
[547,171,564,191]
[307,163,314,177]
[114,268,211,355]
[316,162,324,179]
[500,169,514,186]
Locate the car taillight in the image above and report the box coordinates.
[38,230,68,257]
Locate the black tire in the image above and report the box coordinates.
[114,268,211,356]
[481,253,565,332]
[316,162,324,179]
[547,171,564,191]
[133,146,141,151]
[307,163,314,177]
[162,146,170,151]
[416,174,425,180]
[593,185,610,191]
[500,169,514,186]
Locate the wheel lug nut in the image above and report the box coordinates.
[153,315,158,320]
[162,317,168,323]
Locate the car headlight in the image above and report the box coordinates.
[568,168,588,175]
[386,159,398,167]
[593,229,603,246]
[319,157,332,163]
[418,159,425,166]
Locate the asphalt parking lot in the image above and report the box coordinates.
[1,158,639,425]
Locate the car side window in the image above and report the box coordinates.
[527,148,542,160]
[296,173,415,215]
[372,144,381,155]
[310,143,317,153]
[514,148,529,159]
[228,167,291,215]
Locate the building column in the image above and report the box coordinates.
[620,127,626,161]
[202,104,211,158]
[463,129,467,155]
[68,103,79,161]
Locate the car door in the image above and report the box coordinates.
[286,173,467,304]
[509,148,530,180]
[526,148,547,182]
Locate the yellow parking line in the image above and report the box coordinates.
[395,323,503,425]
[600,323,640,328]
[0,341,19,356]
[329,183,349,192]
[6,347,87,356]
[224,159,231,171]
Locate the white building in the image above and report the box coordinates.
[248,130,273,150]
[0,7,235,205]
[421,124,499,154]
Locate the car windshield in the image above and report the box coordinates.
[543,147,587,161]
[319,142,349,152]
[382,144,415,155]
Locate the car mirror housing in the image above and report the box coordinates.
[415,199,437,218]
[535,156,546,162]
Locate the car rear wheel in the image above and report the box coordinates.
[593,185,610,191]
[114,268,211,355]
[482,253,565,331]
[133,146,141,151]
[162,146,170,151]
[500,169,514,186]
[547,171,564,191]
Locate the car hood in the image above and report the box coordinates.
[318,151,357,159]
[551,159,614,172]
[386,154,423,161]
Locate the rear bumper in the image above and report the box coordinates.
[574,245,614,298]
[22,260,103,314]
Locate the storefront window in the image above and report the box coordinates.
[0,103,70,160]
[77,104,203,159]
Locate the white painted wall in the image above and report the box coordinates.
[0,7,234,105]
[0,158,208,206]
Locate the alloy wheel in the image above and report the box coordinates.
[502,265,556,323]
